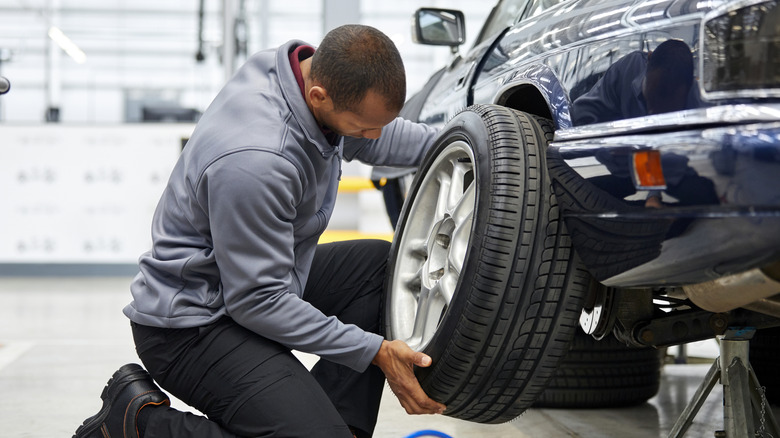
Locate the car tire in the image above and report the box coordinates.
[384,104,589,423]
[533,330,662,408]
[750,326,780,405]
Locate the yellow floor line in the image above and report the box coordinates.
[338,176,376,193]
[319,230,394,243]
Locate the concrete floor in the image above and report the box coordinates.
[1,276,778,438]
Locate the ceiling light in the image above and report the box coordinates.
[48,26,86,64]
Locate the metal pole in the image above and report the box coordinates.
[720,339,754,437]
[222,0,237,84]
[667,360,721,438]
[46,0,62,122]
[258,0,269,50]
[668,328,780,438]
[0,59,4,121]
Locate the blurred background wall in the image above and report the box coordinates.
[0,0,490,124]
[0,0,492,274]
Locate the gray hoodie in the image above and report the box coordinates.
[123,40,438,372]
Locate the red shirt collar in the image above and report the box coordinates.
[289,45,340,146]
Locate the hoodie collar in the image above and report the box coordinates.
[277,40,342,158]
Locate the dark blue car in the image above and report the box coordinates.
[383,0,780,425]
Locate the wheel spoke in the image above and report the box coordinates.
[451,179,475,227]
[448,231,468,277]
[448,178,474,275]
[404,236,428,260]
[433,168,452,221]
[438,269,458,304]
[414,283,447,346]
[409,285,433,346]
[447,159,472,214]
[402,271,422,295]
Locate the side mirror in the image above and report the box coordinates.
[412,8,466,47]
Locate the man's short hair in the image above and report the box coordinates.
[310,24,406,114]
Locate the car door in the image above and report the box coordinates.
[417,0,533,128]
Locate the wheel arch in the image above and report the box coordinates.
[496,84,553,121]
[490,65,572,130]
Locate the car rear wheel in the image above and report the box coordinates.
[384,104,589,423]
[534,330,663,408]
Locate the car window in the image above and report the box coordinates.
[525,0,568,18]
[473,0,529,46]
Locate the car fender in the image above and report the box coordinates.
[476,62,573,131]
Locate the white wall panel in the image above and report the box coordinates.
[0,124,192,263]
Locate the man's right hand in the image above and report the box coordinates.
[371,339,447,415]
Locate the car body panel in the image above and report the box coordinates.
[410,0,780,288]
[550,118,780,285]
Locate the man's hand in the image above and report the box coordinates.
[372,339,447,415]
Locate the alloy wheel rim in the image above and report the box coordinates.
[389,140,476,351]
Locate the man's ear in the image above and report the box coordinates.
[308,85,330,109]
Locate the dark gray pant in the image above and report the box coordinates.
[132,239,390,438]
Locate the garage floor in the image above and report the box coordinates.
[1,277,778,438]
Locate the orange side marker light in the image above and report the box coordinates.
[632,150,666,189]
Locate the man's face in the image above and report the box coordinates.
[314,89,398,139]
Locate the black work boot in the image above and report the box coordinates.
[73,363,170,438]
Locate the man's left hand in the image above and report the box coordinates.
[371,339,447,415]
